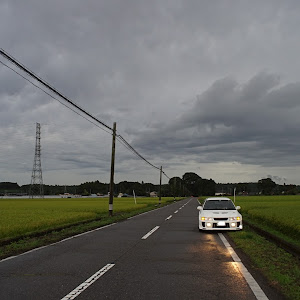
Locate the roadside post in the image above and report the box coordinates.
[133,190,137,204]
[233,187,236,203]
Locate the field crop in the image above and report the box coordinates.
[0,197,176,241]
[232,195,300,246]
[224,195,300,300]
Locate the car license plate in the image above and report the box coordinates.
[217,221,226,226]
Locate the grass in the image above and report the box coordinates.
[232,195,300,248]
[0,197,177,241]
[0,197,179,259]
[228,226,300,300]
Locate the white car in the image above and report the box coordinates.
[197,197,243,231]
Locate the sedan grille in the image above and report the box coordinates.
[214,218,228,221]
[213,223,230,228]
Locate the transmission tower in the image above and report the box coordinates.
[29,123,44,198]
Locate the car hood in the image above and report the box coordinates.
[201,210,241,217]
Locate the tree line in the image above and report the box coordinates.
[1,174,299,196]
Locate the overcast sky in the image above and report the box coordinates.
[1,0,300,186]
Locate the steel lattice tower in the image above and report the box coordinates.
[29,123,44,198]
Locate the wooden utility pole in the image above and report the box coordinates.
[109,122,117,216]
[159,166,162,205]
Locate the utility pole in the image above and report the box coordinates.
[109,122,116,216]
[159,166,162,205]
[29,123,44,198]
[174,177,176,201]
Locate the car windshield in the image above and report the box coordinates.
[203,200,236,210]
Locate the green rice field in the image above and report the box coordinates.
[0,197,177,241]
[231,195,300,246]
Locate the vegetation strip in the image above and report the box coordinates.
[243,220,300,258]
[0,217,103,247]
[0,197,181,260]
[228,225,300,300]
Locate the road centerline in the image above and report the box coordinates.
[60,263,115,300]
[141,226,160,240]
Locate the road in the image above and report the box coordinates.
[0,198,281,299]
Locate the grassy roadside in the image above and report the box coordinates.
[241,213,300,249]
[228,225,300,300]
[0,199,175,260]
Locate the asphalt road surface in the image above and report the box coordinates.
[0,198,282,299]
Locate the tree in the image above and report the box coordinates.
[258,178,276,195]
[182,172,202,196]
[201,179,216,196]
[169,177,183,197]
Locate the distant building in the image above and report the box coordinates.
[215,192,226,196]
[150,191,158,197]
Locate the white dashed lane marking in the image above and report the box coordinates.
[61,263,115,300]
[165,215,173,220]
[141,226,160,240]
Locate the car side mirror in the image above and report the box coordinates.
[236,206,241,210]
[197,206,203,211]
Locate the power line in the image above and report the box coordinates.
[0,59,112,135]
[0,49,171,180]
[0,49,113,131]
[117,134,160,171]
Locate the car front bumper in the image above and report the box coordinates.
[199,221,243,230]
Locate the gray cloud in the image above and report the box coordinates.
[1,1,300,185]
[133,72,300,168]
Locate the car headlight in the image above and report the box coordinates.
[229,217,241,221]
[201,217,213,221]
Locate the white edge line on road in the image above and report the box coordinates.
[165,215,172,220]
[218,233,269,300]
[141,226,160,240]
[174,210,178,214]
[0,223,116,263]
[60,263,115,300]
[127,209,154,220]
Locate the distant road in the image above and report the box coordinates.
[0,198,281,299]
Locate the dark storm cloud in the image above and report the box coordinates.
[2,0,300,184]
[133,72,300,167]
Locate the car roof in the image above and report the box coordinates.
[204,197,232,201]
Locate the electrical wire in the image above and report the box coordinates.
[0,50,171,180]
[0,49,113,131]
[0,59,113,135]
